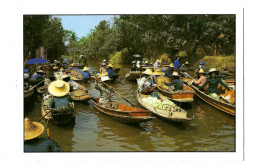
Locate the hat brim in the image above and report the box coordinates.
[82,68,90,71]
[153,72,163,76]
[48,81,70,97]
[24,122,44,140]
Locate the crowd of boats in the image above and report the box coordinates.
[24,55,235,152]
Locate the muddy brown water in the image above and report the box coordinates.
[24,61,235,152]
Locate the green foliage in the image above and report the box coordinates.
[178,51,187,57]
[160,54,171,64]
[196,55,235,70]
[109,49,130,64]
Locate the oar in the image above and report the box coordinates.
[38,108,53,122]
[94,76,135,106]
[28,80,45,91]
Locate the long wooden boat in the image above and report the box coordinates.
[137,92,194,123]
[190,84,235,116]
[156,76,195,103]
[24,88,34,101]
[41,97,76,125]
[92,98,155,124]
[70,89,91,102]
[69,63,84,68]
[125,71,142,81]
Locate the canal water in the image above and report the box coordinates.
[24,61,235,152]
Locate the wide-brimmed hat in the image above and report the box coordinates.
[145,60,149,63]
[36,70,46,74]
[198,69,206,74]
[169,63,174,67]
[142,69,154,75]
[172,71,179,76]
[82,66,90,71]
[60,68,64,71]
[132,61,136,64]
[48,80,70,97]
[53,66,58,70]
[106,64,114,68]
[103,59,107,62]
[156,59,161,63]
[153,71,163,76]
[185,61,189,65]
[24,118,44,141]
[102,62,106,66]
[208,68,218,74]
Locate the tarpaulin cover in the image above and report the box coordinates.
[26,58,48,64]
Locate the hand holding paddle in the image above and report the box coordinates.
[38,108,53,122]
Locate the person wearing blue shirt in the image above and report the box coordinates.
[165,63,174,77]
[174,56,180,70]
[107,64,115,79]
[82,66,91,78]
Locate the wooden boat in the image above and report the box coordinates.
[70,89,91,102]
[156,76,195,103]
[41,97,76,125]
[114,68,121,74]
[190,84,235,116]
[69,63,84,68]
[92,98,155,124]
[137,92,194,122]
[136,78,157,94]
[125,71,142,81]
[24,88,34,101]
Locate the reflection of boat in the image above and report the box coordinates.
[125,71,142,81]
[137,92,194,123]
[190,84,235,116]
[41,98,76,125]
[24,88,34,101]
[92,98,155,124]
[156,76,195,103]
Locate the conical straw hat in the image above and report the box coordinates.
[106,64,114,68]
[82,66,90,71]
[142,69,154,75]
[169,63,174,67]
[145,60,149,63]
[172,71,179,76]
[103,59,107,62]
[198,69,206,74]
[185,61,189,65]
[153,71,163,76]
[48,80,70,97]
[24,118,44,141]
[208,68,218,73]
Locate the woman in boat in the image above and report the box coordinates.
[130,61,138,71]
[107,64,115,79]
[100,62,107,74]
[94,79,112,103]
[48,80,74,114]
[139,69,156,92]
[24,118,63,152]
[62,75,82,91]
[28,70,46,85]
[192,69,206,87]
[199,68,230,95]
[163,71,183,91]
[154,59,161,68]
[165,63,174,77]
[82,66,91,78]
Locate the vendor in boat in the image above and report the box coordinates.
[174,56,180,70]
[24,71,32,91]
[165,63,174,77]
[62,75,81,91]
[192,69,206,87]
[107,64,115,79]
[48,80,74,114]
[163,71,183,91]
[199,68,230,95]
[100,62,107,74]
[130,61,138,71]
[139,69,156,91]
[180,61,190,72]
[82,66,91,78]
[94,79,112,103]
[80,55,87,65]
[154,59,161,68]
[29,70,46,85]
[103,59,108,66]
[24,118,63,152]
[144,60,150,67]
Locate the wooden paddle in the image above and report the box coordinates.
[38,108,52,122]
[94,76,135,106]
[28,80,45,91]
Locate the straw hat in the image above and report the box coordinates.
[172,71,179,76]
[103,59,107,62]
[132,61,136,64]
[102,62,106,66]
[153,71,163,76]
[82,66,90,71]
[37,70,46,74]
[107,64,114,68]
[53,66,58,70]
[185,61,189,65]
[145,60,149,63]
[208,68,218,74]
[156,59,161,63]
[48,80,70,97]
[24,118,44,141]
[169,63,174,67]
[142,69,154,75]
[198,69,206,74]
[60,68,64,71]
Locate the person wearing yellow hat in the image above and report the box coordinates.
[144,60,150,67]
[48,80,74,114]
[106,64,115,79]
[165,63,174,77]
[193,69,206,87]
[199,68,230,95]
[139,69,156,92]
[82,66,91,78]
[103,59,108,66]
[154,59,161,68]
[24,118,63,152]
[163,71,183,91]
